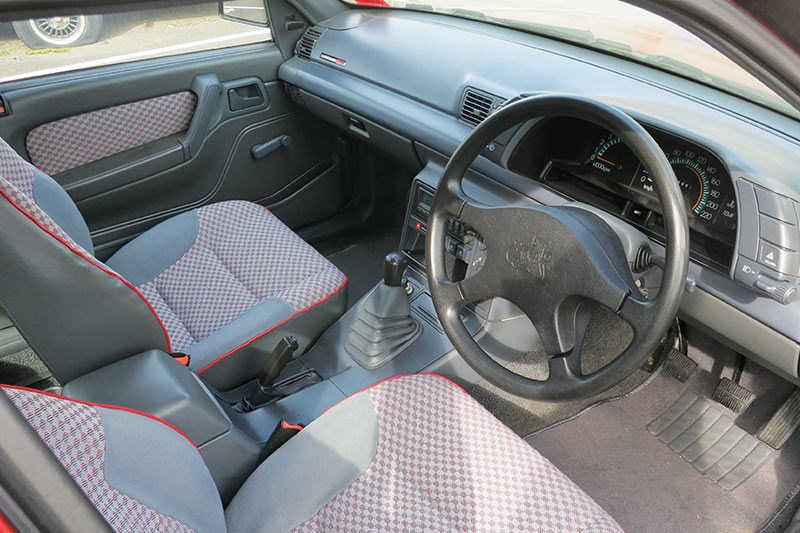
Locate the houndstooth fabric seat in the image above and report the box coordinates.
[0,137,347,388]
[2,374,623,533]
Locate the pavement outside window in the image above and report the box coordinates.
[0,3,271,82]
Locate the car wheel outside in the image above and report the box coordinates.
[12,15,103,49]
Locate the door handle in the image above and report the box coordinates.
[229,84,265,111]
[251,135,292,160]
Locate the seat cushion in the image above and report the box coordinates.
[226,374,623,533]
[107,201,347,382]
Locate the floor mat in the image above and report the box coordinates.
[648,390,772,491]
[0,348,58,390]
[526,328,800,533]
[321,231,400,308]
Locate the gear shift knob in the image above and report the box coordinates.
[383,252,408,287]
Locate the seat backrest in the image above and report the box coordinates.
[2,385,226,533]
[0,138,170,383]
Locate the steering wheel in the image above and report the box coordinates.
[427,94,690,401]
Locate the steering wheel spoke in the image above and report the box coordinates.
[617,293,658,337]
[546,300,597,383]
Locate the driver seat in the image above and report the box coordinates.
[2,374,622,532]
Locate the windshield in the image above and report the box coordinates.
[346,0,798,118]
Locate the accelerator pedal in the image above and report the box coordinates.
[648,391,772,491]
[712,377,755,415]
[757,388,800,449]
[662,348,697,383]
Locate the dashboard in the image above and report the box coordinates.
[278,8,800,383]
[507,118,738,273]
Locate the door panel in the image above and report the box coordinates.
[0,42,346,260]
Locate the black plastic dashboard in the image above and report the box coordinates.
[278,8,800,381]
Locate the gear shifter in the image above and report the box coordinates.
[383,252,407,287]
[345,252,422,369]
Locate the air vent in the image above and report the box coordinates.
[459,88,505,126]
[285,83,304,106]
[296,27,322,60]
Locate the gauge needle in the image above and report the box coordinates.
[597,156,615,166]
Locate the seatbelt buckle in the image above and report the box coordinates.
[170,352,191,367]
[260,419,303,461]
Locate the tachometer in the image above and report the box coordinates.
[586,133,636,180]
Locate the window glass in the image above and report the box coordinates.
[0,2,271,82]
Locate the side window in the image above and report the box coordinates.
[1,2,271,83]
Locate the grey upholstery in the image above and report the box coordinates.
[3,375,622,532]
[0,138,347,388]
[31,169,94,253]
[3,385,225,532]
[225,393,379,533]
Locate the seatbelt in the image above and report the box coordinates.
[259,419,303,461]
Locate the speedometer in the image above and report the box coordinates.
[635,151,726,222]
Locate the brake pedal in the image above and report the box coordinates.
[758,388,800,449]
[662,348,697,382]
[712,377,755,415]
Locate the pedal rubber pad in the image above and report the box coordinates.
[662,348,697,383]
[758,388,800,449]
[712,377,755,415]
[649,391,772,491]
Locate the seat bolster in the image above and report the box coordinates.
[226,392,379,533]
[197,285,347,389]
[187,298,295,372]
[98,407,226,533]
[32,169,94,254]
[3,386,225,533]
[106,210,199,286]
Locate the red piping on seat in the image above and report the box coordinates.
[0,188,173,352]
[1,384,196,449]
[197,277,349,374]
[0,512,15,533]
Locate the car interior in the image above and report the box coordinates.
[1,0,800,531]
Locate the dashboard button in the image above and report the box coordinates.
[735,180,759,260]
[759,214,800,251]
[759,241,800,275]
[755,187,798,224]
[734,256,762,286]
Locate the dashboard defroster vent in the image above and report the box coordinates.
[296,27,322,60]
[460,88,505,126]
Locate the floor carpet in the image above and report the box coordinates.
[526,328,800,533]
[321,230,401,308]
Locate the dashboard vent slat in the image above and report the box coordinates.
[460,88,505,126]
[296,27,322,60]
